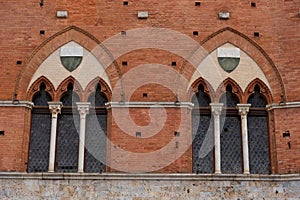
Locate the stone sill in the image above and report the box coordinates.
[1,173,300,181]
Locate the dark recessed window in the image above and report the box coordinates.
[195,2,201,6]
[254,32,260,37]
[0,131,4,136]
[123,1,128,5]
[16,60,22,65]
[40,30,45,35]
[172,61,177,66]
[143,93,148,97]
[251,2,256,7]
[122,61,128,66]
[193,31,199,36]
[136,132,141,137]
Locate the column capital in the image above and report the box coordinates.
[76,102,90,117]
[237,104,251,118]
[210,103,224,116]
[48,102,63,118]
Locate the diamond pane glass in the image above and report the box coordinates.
[56,114,80,172]
[27,112,51,172]
[85,114,107,173]
[192,115,214,173]
[248,116,270,174]
[220,116,242,174]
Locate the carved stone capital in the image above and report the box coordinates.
[76,102,90,118]
[210,103,224,116]
[48,102,63,118]
[237,104,251,119]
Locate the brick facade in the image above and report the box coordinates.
[0,1,299,174]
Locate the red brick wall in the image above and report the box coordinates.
[0,1,299,173]
[273,108,300,174]
[0,107,31,172]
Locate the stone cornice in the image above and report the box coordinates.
[106,102,194,109]
[267,102,300,111]
[0,172,300,182]
[0,101,34,109]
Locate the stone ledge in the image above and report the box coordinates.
[106,102,194,109]
[0,101,34,109]
[1,172,300,181]
[267,102,300,110]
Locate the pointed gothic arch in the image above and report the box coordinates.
[27,76,55,102]
[16,26,121,100]
[199,27,285,102]
[216,78,243,104]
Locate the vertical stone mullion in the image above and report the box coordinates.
[210,103,223,174]
[77,102,90,173]
[48,102,63,172]
[237,104,251,174]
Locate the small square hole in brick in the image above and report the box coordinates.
[136,132,141,137]
[171,62,177,66]
[193,31,198,36]
[40,30,45,35]
[251,2,256,7]
[0,131,4,136]
[174,131,180,137]
[122,61,128,66]
[16,60,22,65]
[143,93,148,98]
[254,32,260,37]
[123,1,128,6]
[195,2,201,6]
[121,31,126,36]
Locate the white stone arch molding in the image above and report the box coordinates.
[190,43,272,94]
[27,41,112,92]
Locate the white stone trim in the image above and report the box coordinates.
[237,104,251,175]
[106,102,194,109]
[217,47,240,58]
[0,101,33,109]
[76,102,90,173]
[1,172,300,181]
[267,102,300,110]
[60,46,83,57]
[210,103,224,174]
[48,102,63,173]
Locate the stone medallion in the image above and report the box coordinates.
[217,47,240,73]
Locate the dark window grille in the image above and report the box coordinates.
[192,84,213,173]
[219,84,242,174]
[28,82,52,172]
[247,85,270,174]
[84,83,108,173]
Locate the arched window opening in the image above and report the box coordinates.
[60,82,80,106]
[220,84,240,107]
[247,84,270,174]
[85,83,108,173]
[192,83,214,174]
[219,84,242,174]
[28,82,52,172]
[56,82,80,172]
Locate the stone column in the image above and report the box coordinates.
[76,102,90,173]
[48,102,63,172]
[237,104,251,174]
[210,103,223,174]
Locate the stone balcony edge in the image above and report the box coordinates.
[0,172,300,181]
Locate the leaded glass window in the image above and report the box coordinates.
[56,82,80,172]
[28,82,52,172]
[247,85,270,174]
[220,84,242,174]
[192,84,214,173]
[85,83,108,173]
